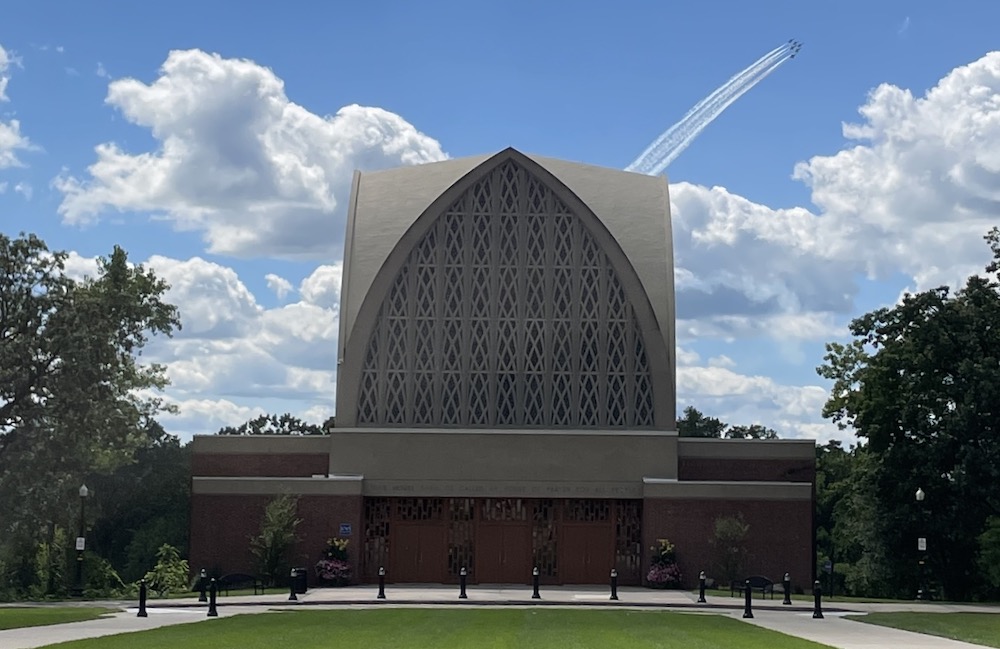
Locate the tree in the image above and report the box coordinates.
[88,421,191,583]
[816,229,1000,599]
[725,424,778,439]
[217,413,326,436]
[0,234,180,587]
[710,514,749,584]
[250,495,301,586]
[676,406,727,438]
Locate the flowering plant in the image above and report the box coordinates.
[315,537,351,585]
[315,558,351,583]
[646,537,683,588]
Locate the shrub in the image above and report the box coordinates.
[250,495,301,586]
[143,544,190,597]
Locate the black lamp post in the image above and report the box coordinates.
[71,484,89,597]
[916,487,927,600]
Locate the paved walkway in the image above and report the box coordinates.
[1,586,997,649]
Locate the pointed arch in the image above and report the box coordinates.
[337,149,672,428]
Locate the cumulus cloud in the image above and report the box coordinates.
[265,273,294,300]
[0,44,32,169]
[55,49,448,259]
[299,263,342,309]
[671,51,1000,341]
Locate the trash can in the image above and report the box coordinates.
[292,568,308,594]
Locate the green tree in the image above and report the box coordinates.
[0,234,180,596]
[250,495,301,586]
[676,406,727,438]
[977,516,1000,596]
[710,514,749,584]
[725,424,778,439]
[218,413,326,436]
[817,229,1000,600]
[89,421,191,583]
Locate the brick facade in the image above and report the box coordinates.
[189,493,362,585]
[642,497,813,591]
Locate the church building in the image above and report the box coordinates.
[189,148,815,587]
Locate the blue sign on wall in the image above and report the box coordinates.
[339,523,352,537]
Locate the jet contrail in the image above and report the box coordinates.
[626,40,801,176]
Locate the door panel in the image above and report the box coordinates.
[476,524,531,584]
[560,525,614,584]
[391,524,446,583]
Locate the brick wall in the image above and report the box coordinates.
[191,453,330,477]
[642,498,813,592]
[189,494,363,585]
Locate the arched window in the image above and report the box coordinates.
[356,160,654,428]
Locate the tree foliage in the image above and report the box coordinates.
[710,514,749,584]
[217,413,328,436]
[250,495,301,585]
[817,229,1000,599]
[676,406,778,439]
[0,233,180,596]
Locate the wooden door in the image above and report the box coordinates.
[560,525,614,584]
[391,524,446,583]
[475,524,531,584]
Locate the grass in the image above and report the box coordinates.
[847,611,1000,648]
[41,608,832,649]
[0,607,118,630]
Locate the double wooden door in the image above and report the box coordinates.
[475,523,532,584]
[391,524,446,583]
[559,525,614,584]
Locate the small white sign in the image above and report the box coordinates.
[918,537,927,552]
[75,537,86,551]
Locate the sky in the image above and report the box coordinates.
[2,0,999,444]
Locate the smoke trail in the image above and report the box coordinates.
[625,43,789,174]
[641,52,792,176]
[626,42,796,175]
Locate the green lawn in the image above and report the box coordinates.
[0,607,118,630]
[848,612,1000,648]
[41,609,831,649]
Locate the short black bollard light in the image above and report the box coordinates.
[288,568,298,602]
[812,579,824,619]
[782,572,792,606]
[207,578,218,617]
[742,579,753,619]
[377,566,386,599]
[532,566,541,599]
[137,578,148,618]
[697,570,707,603]
[198,568,208,603]
[610,568,618,601]
[459,567,468,599]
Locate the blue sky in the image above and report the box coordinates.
[2,1,999,441]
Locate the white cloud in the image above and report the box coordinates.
[96,62,109,79]
[13,181,31,200]
[0,44,33,169]
[265,273,294,300]
[299,263,342,309]
[55,49,448,259]
[672,51,1000,335]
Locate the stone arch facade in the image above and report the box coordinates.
[339,150,670,428]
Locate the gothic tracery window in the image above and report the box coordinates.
[357,160,654,427]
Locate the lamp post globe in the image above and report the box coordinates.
[915,486,927,600]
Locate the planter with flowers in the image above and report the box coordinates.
[646,538,683,589]
[315,537,352,586]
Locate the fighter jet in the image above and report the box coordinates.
[789,41,803,58]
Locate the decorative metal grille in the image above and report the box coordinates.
[363,498,391,579]
[396,497,443,521]
[564,499,611,523]
[357,160,655,427]
[447,498,475,577]
[614,500,643,582]
[532,499,558,578]
[480,498,528,522]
